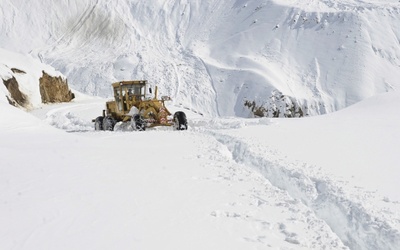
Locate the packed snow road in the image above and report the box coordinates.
[2,93,400,250]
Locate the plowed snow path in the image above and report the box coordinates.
[206,129,400,250]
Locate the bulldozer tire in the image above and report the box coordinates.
[94,116,104,131]
[103,116,116,131]
[173,111,188,130]
[132,114,146,131]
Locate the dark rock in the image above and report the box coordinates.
[2,76,28,107]
[39,71,75,103]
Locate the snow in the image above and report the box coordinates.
[1,91,400,249]
[1,0,400,249]
[1,0,400,116]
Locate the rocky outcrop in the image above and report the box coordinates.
[2,76,28,108]
[39,71,74,103]
[11,68,26,74]
[2,68,75,108]
[244,90,305,118]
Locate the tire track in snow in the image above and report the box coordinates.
[210,131,400,250]
[191,130,348,249]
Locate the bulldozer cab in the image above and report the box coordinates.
[112,80,147,113]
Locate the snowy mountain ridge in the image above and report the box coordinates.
[1,0,399,117]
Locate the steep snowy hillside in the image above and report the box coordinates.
[1,0,399,117]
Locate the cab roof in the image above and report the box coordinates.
[111,80,147,88]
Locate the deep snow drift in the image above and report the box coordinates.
[1,0,400,116]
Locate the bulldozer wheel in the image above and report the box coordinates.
[103,116,116,131]
[132,114,146,131]
[173,111,188,130]
[94,116,104,131]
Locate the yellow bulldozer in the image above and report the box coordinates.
[93,80,187,131]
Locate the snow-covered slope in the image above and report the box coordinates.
[1,0,399,116]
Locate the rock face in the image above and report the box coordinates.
[39,71,75,103]
[2,76,28,107]
[2,69,75,108]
